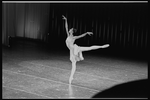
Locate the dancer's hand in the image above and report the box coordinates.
[87,32,93,36]
[62,15,67,20]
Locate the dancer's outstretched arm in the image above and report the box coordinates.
[74,32,93,40]
[62,15,69,36]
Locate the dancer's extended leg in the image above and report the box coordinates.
[69,61,77,84]
[79,44,109,52]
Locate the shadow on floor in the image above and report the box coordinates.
[92,79,148,98]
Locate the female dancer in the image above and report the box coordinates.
[62,15,109,84]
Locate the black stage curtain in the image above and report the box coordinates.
[2,3,50,46]
[49,3,148,50]
[2,3,148,50]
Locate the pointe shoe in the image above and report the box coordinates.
[102,44,109,48]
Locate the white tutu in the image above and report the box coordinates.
[69,44,83,62]
[73,44,80,56]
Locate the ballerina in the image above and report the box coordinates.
[62,15,109,84]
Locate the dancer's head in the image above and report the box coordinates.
[69,28,77,36]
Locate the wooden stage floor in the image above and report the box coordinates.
[2,41,148,99]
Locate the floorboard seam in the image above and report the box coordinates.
[3,86,52,99]
[29,62,124,82]
[3,69,100,92]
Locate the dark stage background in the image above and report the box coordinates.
[2,3,148,61]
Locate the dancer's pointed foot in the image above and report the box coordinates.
[102,44,109,48]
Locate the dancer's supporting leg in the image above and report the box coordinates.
[69,60,77,84]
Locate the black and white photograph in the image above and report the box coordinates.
[2,1,148,99]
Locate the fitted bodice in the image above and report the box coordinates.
[65,36,75,49]
[66,36,80,62]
